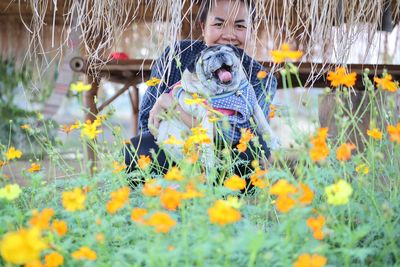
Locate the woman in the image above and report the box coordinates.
[125,0,277,180]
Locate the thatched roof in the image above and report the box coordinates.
[1,0,399,73]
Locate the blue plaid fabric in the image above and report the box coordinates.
[138,40,277,143]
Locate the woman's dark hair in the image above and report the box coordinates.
[196,0,256,25]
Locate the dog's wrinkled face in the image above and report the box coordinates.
[194,45,242,95]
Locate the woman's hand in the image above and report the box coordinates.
[148,93,173,135]
[148,93,199,136]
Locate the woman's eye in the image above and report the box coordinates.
[213,23,223,27]
[236,24,247,29]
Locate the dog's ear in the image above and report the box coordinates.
[226,44,244,58]
[186,50,203,73]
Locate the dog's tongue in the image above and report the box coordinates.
[216,69,232,83]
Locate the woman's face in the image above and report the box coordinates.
[201,0,250,49]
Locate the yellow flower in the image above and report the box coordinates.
[355,163,369,175]
[138,155,152,170]
[0,184,22,200]
[81,119,102,140]
[184,126,212,153]
[28,163,41,173]
[112,161,126,173]
[208,200,241,226]
[106,187,130,214]
[256,70,267,80]
[224,175,246,191]
[336,143,356,161]
[51,220,68,237]
[44,251,64,267]
[145,212,177,233]
[367,128,383,140]
[0,227,47,265]
[62,188,86,212]
[325,179,353,205]
[224,196,243,209]
[293,253,327,267]
[29,208,55,230]
[164,166,185,181]
[387,123,400,144]
[71,246,97,261]
[70,81,92,93]
[21,124,30,130]
[184,93,206,105]
[270,43,303,64]
[268,104,277,119]
[145,77,161,87]
[163,135,184,146]
[327,67,357,88]
[374,74,398,92]
[5,146,23,160]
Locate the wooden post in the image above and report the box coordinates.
[84,75,100,174]
[129,83,139,136]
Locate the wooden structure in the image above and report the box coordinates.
[71,57,400,136]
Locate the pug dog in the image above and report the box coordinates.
[154,45,279,171]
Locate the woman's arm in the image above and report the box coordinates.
[139,40,206,134]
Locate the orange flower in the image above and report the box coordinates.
[336,143,356,161]
[293,253,327,267]
[0,160,5,168]
[208,200,241,226]
[164,166,185,181]
[309,128,330,162]
[146,212,177,233]
[236,142,247,153]
[298,183,314,205]
[44,251,64,267]
[112,161,126,173]
[257,70,267,80]
[270,43,303,64]
[138,155,151,170]
[374,74,398,92]
[367,128,383,140]
[142,179,162,197]
[181,183,204,199]
[71,246,96,261]
[387,123,400,144]
[275,195,296,213]
[250,168,269,189]
[20,124,30,130]
[51,220,68,237]
[27,163,41,173]
[25,260,44,267]
[236,129,254,153]
[269,179,297,196]
[29,208,55,230]
[224,175,246,191]
[106,187,130,214]
[95,233,105,244]
[269,105,277,119]
[306,215,325,240]
[327,67,357,87]
[131,208,148,223]
[160,188,182,211]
